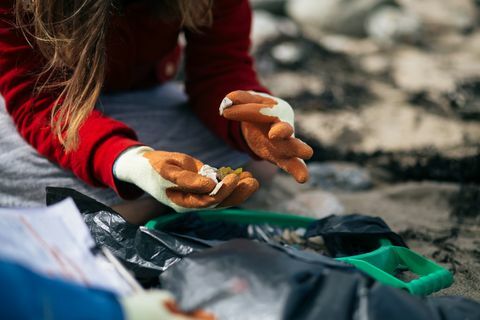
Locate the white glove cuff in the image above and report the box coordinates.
[113,146,154,183]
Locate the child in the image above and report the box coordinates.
[0,0,312,220]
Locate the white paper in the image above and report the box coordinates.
[198,164,225,195]
[198,164,219,183]
[0,199,132,295]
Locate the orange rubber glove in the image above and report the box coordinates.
[220,91,313,183]
[114,147,259,212]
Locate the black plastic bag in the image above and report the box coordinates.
[305,214,408,257]
[160,239,480,320]
[46,187,210,284]
[45,188,406,277]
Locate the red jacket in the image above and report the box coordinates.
[0,0,267,199]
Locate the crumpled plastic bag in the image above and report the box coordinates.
[46,187,209,284]
[305,214,408,257]
[161,239,480,320]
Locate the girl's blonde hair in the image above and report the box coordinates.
[15,0,213,151]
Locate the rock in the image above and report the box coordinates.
[300,29,381,56]
[448,48,480,83]
[251,11,281,48]
[366,6,422,45]
[271,41,305,66]
[251,10,299,51]
[359,54,390,75]
[392,48,456,93]
[307,162,373,191]
[254,35,340,74]
[265,72,325,98]
[397,0,477,33]
[286,0,393,37]
[261,72,325,98]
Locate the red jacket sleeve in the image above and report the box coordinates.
[184,0,270,154]
[0,2,142,199]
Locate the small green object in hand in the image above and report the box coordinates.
[217,167,243,180]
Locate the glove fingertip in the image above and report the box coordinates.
[222,173,241,186]
[218,177,259,208]
[300,144,314,160]
[294,170,309,184]
[268,122,294,140]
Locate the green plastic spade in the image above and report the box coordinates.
[336,239,453,296]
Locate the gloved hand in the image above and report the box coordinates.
[120,290,214,320]
[114,146,259,212]
[220,91,313,183]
